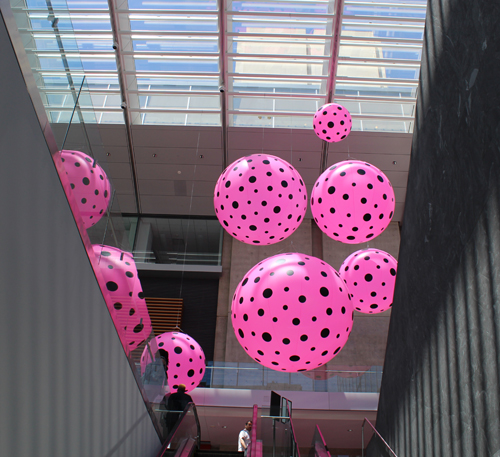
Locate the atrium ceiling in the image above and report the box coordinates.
[12,0,426,217]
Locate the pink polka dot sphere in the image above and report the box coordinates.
[313,103,352,142]
[231,253,353,372]
[93,245,152,352]
[59,150,111,229]
[214,154,307,245]
[311,160,395,244]
[140,332,206,392]
[340,248,397,314]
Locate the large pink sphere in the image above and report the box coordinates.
[214,154,307,245]
[93,245,152,351]
[312,103,352,142]
[340,248,397,314]
[59,150,111,228]
[311,161,395,244]
[231,253,353,372]
[140,332,206,392]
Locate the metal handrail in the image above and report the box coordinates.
[287,403,300,457]
[361,417,398,457]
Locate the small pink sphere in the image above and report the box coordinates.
[214,154,307,245]
[312,103,352,142]
[311,160,395,244]
[93,245,152,351]
[140,332,206,392]
[231,253,353,372]
[340,248,397,314]
[59,150,111,229]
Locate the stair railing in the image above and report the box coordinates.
[361,418,398,457]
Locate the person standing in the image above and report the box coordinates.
[160,384,193,441]
[238,420,252,455]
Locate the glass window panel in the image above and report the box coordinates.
[231,58,326,76]
[232,78,323,94]
[339,100,415,116]
[98,112,126,123]
[358,118,410,133]
[273,115,314,129]
[185,113,221,125]
[342,22,424,41]
[129,17,218,33]
[133,38,218,53]
[135,58,218,72]
[146,95,189,108]
[231,16,329,36]
[275,97,318,112]
[344,2,426,20]
[103,94,122,108]
[127,0,217,11]
[45,93,74,107]
[231,96,319,113]
[339,43,422,61]
[231,114,273,127]
[188,96,220,108]
[142,112,187,124]
[335,83,417,98]
[229,1,331,14]
[137,76,219,90]
[337,64,419,80]
[230,37,329,56]
[66,0,110,9]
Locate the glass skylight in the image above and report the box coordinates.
[11,0,426,131]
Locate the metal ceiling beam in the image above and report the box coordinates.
[107,0,141,213]
[320,0,344,174]
[218,0,229,170]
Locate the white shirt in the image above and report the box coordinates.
[238,429,251,452]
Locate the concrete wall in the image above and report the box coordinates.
[368,0,500,456]
[214,219,400,370]
[0,12,161,457]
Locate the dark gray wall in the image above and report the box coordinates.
[138,276,219,361]
[0,12,161,457]
[369,1,500,457]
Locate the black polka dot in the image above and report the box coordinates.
[390,268,396,276]
[290,355,300,362]
[258,308,264,316]
[243,314,248,321]
[300,335,308,341]
[320,287,329,297]
[82,177,90,185]
[365,274,373,282]
[249,176,256,183]
[262,332,272,342]
[283,338,290,345]
[263,288,273,298]
[238,329,244,338]
[187,369,195,377]
[321,328,330,338]
[334,347,341,354]
[299,295,306,303]
[377,175,384,182]
[326,308,332,315]
[357,169,366,175]
[292,318,300,325]
[321,350,328,356]
[343,194,349,200]
[341,306,346,314]
[106,281,118,292]
[114,302,122,310]
[274,206,281,213]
